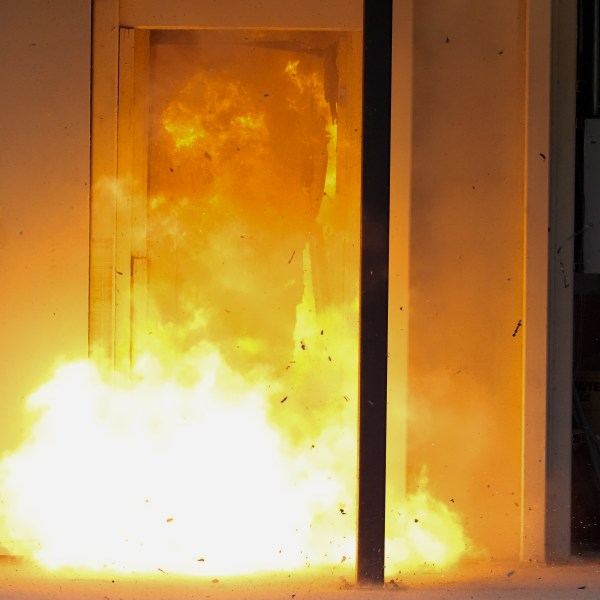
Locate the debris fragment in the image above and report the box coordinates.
[288,250,296,264]
[166,517,174,523]
[339,508,347,515]
[280,396,288,403]
[300,340,306,350]
[578,585,587,590]
[512,320,522,337]
[559,260,569,288]
[557,223,594,254]
[539,153,546,160]
[507,570,515,577]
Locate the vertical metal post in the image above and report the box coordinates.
[593,0,600,116]
[356,0,393,587]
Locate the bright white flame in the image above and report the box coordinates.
[386,468,475,573]
[0,343,353,575]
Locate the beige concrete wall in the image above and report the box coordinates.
[406,0,527,559]
[0,1,91,454]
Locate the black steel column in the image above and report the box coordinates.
[356,0,393,587]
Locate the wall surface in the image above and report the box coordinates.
[407,0,527,560]
[0,0,91,458]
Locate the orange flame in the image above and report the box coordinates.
[386,469,475,574]
[0,33,475,579]
[0,308,473,577]
[0,287,359,575]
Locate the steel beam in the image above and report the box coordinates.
[356,0,393,587]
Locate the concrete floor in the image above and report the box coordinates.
[1,558,600,600]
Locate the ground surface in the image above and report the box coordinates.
[1,558,600,600]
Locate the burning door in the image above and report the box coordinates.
[86,25,365,576]
[110,29,362,376]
